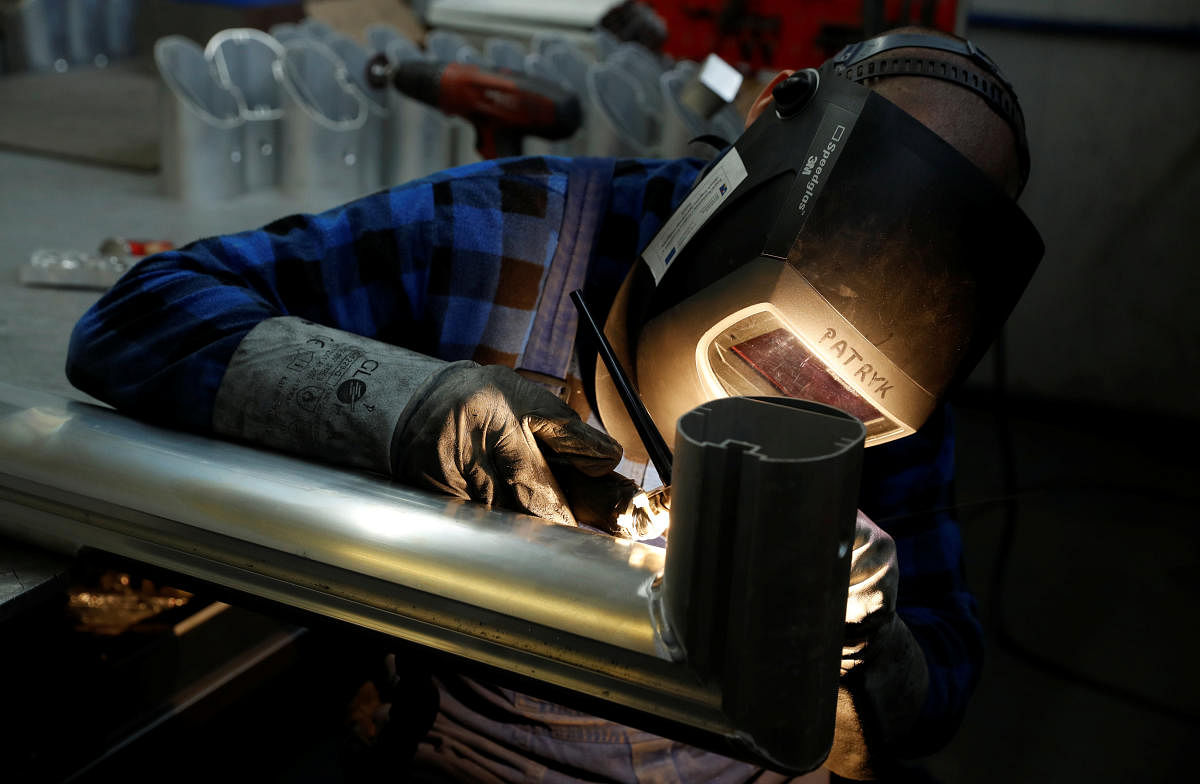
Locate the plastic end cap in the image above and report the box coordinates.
[773,69,818,119]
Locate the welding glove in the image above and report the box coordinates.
[826,510,930,780]
[213,317,626,526]
[392,361,626,526]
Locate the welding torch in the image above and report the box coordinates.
[571,290,672,541]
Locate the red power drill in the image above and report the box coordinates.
[366,54,582,159]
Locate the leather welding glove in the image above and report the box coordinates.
[213,317,624,526]
[826,510,930,780]
[391,361,625,525]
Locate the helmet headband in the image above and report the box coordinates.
[831,31,1030,191]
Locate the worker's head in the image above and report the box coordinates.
[594,27,1044,461]
[745,26,1026,197]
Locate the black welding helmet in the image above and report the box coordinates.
[595,33,1043,454]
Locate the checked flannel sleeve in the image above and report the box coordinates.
[66,157,575,434]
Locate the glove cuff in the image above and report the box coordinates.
[213,317,447,475]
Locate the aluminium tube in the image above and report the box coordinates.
[154,35,244,202]
[207,28,286,193]
[326,33,389,192]
[275,39,372,202]
[0,382,757,756]
[0,382,667,658]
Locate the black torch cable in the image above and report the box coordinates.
[569,289,672,485]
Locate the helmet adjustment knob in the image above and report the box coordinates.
[773,69,819,118]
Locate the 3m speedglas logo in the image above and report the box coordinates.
[797,124,846,216]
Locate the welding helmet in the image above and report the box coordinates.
[595,32,1044,454]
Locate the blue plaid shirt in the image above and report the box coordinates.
[68,155,981,771]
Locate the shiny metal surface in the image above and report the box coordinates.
[275,39,371,202]
[0,382,755,751]
[206,29,286,193]
[326,34,389,192]
[0,383,666,657]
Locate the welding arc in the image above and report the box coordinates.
[569,290,672,485]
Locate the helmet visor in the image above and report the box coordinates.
[700,306,904,443]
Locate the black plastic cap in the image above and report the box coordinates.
[773,69,819,118]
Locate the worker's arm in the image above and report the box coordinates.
[67,159,629,524]
[67,177,455,433]
[208,316,624,525]
[828,405,983,778]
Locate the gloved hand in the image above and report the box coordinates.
[392,362,625,526]
[827,510,930,780]
[213,318,638,529]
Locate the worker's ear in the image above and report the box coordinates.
[745,69,795,128]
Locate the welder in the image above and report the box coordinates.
[66,26,1041,782]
